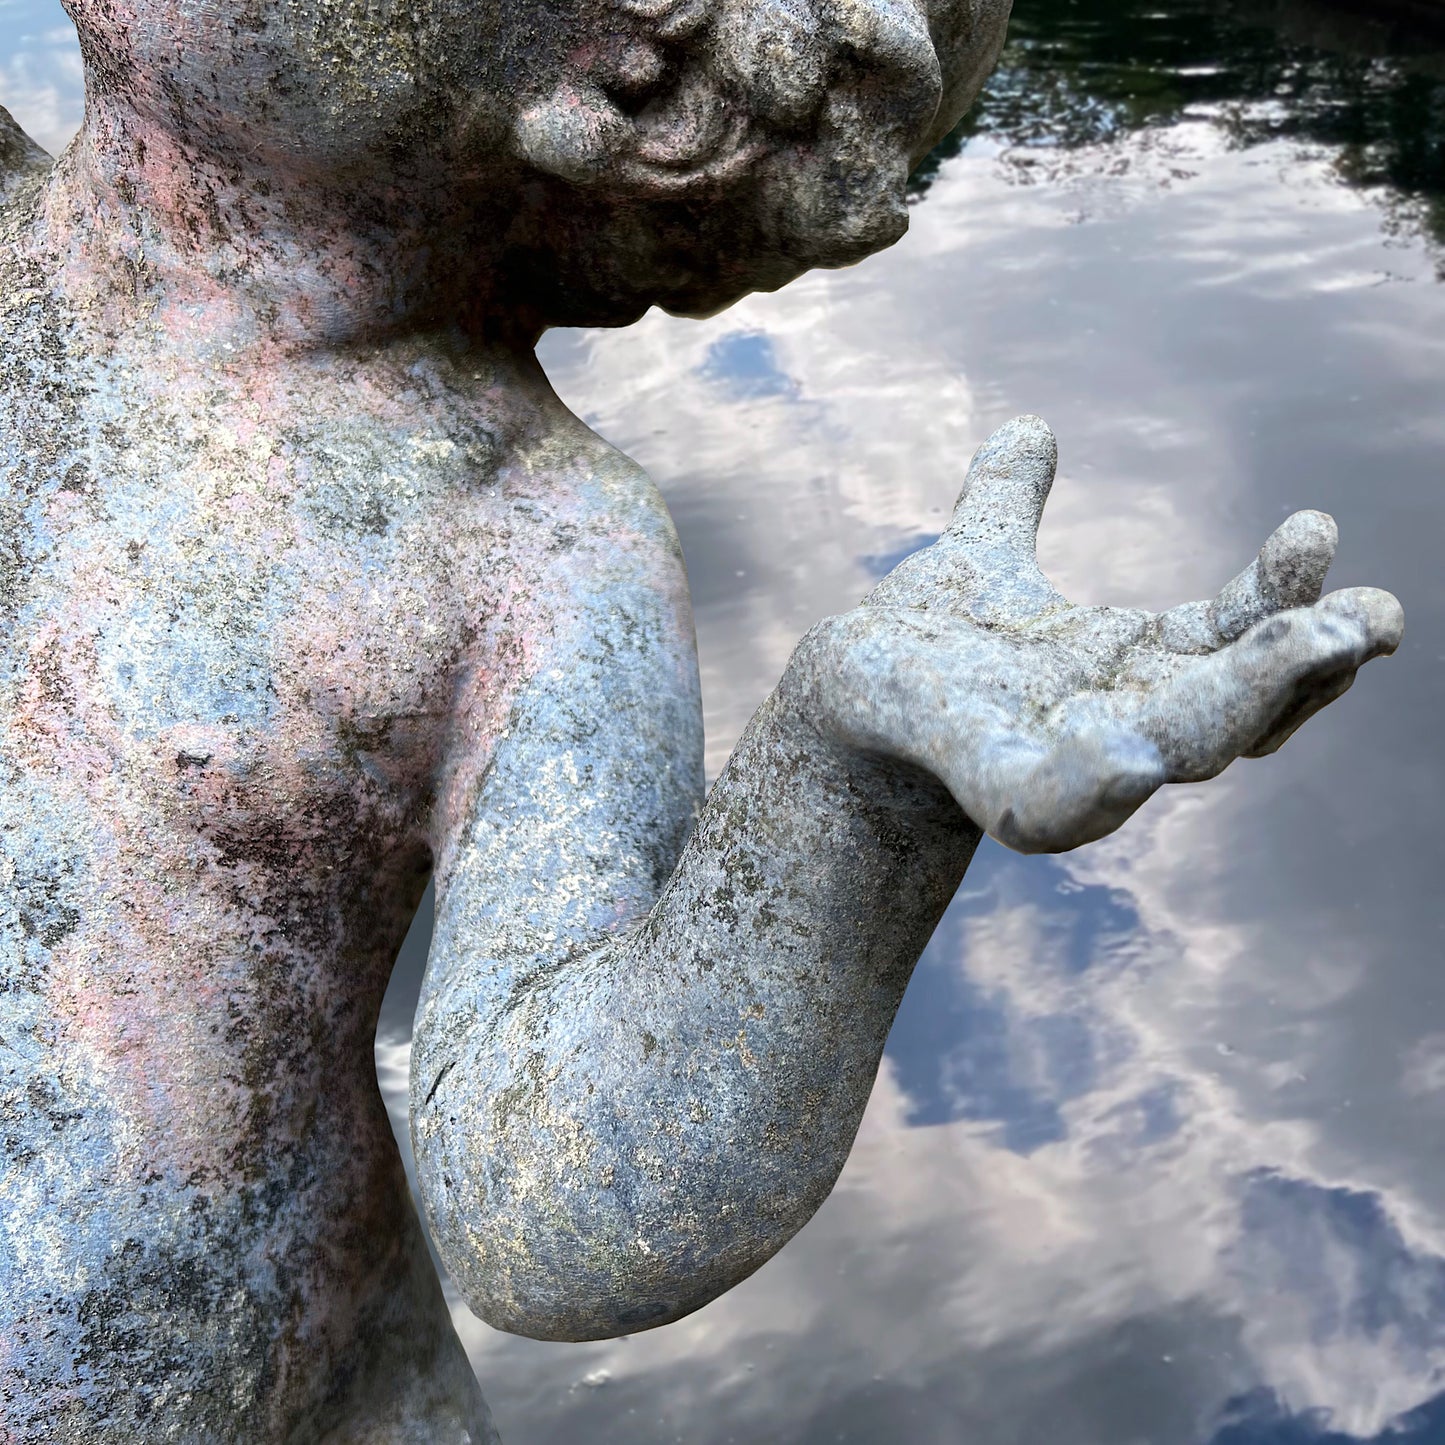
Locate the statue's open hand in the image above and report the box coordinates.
[813,416,1403,853]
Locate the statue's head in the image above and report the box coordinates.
[63,0,1011,325]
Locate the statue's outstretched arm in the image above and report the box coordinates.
[410,417,1401,1343]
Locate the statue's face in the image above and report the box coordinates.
[66,0,1007,176]
[62,0,1012,322]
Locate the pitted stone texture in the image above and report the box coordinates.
[0,0,1403,1438]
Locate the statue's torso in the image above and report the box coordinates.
[0,222,594,1440]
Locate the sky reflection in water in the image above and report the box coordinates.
[4,2,1445,1440]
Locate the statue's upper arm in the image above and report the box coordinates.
[423,444,706,994]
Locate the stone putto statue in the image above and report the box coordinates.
[0,0,1402,1438]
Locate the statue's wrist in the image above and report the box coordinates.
[764,611,968,825]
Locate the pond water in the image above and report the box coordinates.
[4,1,1445,1441]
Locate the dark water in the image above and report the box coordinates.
[5,3,1445,1441]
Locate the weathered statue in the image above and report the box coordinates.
[0,0,1404,1437]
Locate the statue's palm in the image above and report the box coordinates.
[817,416,1403,853]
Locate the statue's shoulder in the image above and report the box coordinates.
[0,106,51,216]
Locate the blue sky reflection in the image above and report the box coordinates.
[887,848,1140,1144]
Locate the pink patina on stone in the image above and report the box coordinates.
[0,0,1403,1440]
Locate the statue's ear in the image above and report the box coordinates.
[512,80,635,190]
[0,106,53,206]
[512,69,757,198]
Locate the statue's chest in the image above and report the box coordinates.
[2,424,510,849]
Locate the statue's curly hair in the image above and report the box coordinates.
[499,0,1011,326]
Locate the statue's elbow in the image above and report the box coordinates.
[418,1151,820,1343]
[410,1030,844,1341]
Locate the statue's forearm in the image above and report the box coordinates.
[410,631,979,1343]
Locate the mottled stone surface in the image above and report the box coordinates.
[0,0,1403,1438]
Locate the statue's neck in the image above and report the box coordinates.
[33,95,525,360]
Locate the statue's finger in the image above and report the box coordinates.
[1241,667,1357,758]
[863,414,1064,616]
[1241,585,1403,754]
[947,415,1059,568]
[1211,510,1339,641]
[1156,510,1339,654]
[1150,508,1340,656]
[1140,586,1403,782]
